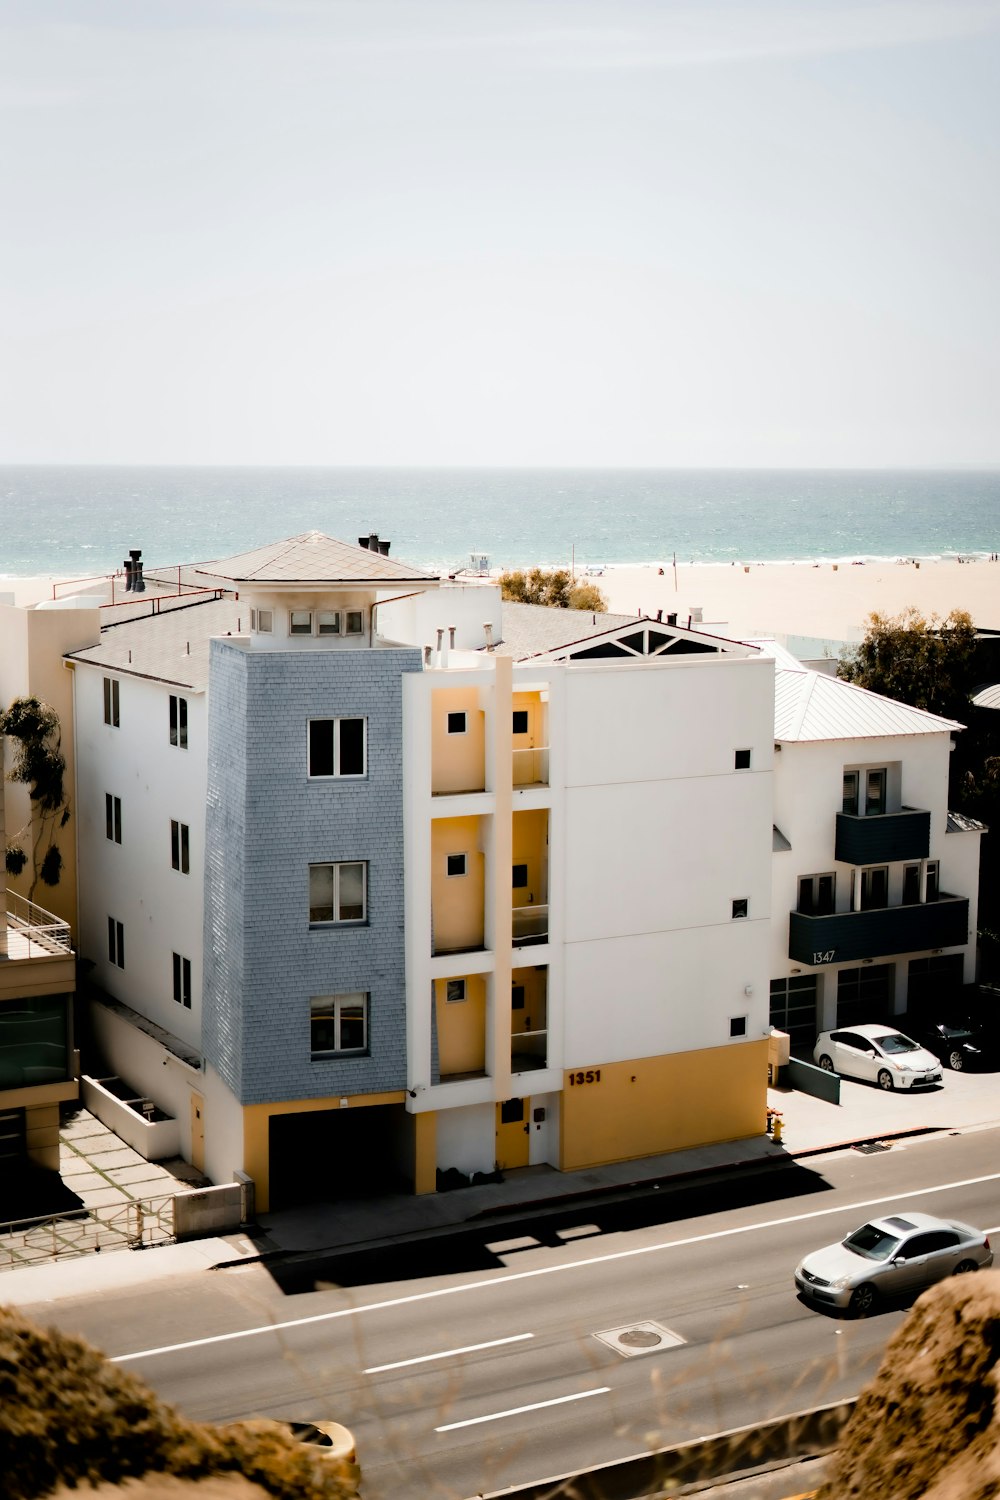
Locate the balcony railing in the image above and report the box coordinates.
[789,894,969,967]
[834,807,931,865]
[512,904,548,947]
[2,891,72,960]
[511,1032,547,1071]
[513,746,550,788]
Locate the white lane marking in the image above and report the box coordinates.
[364,1332,533,1373]
[110,1168,1000,1364]
[435,1386,610,1431]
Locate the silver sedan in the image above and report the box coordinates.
[794,1211,992,1315]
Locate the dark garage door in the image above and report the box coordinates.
[268,1104,410,1211]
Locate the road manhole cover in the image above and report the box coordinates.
[593,1320,685,1358]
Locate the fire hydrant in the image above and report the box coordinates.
[770,1110,784,1144]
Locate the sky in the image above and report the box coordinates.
[2,0,999,467]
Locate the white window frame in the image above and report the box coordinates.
[311,992,369,1055]
[257,607,273,634]
[446,979,467,1003]
[308,716,367,779]
[317,609,342,636]
[172,952,192,1008]
[345,609,365,636]
[731,897,748,919]
[169,694,188,749]
[290,609,313,636]
[446,852,468,877]
[105,793,122,844]
[103,677,120,728]
[446,711,468,735]
[309,861,367,924]
[108,917,125,969]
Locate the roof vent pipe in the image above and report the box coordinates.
[123,559,133,592]
[132,560,145,594]
[369,532,379,552]
[423,644,432,667]
[435,628,444,666]
[448,626,456,650]
[483,622,494,651]
[378,539,390,555]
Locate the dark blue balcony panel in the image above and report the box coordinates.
[789,896,969,967]
[834,807,931,865]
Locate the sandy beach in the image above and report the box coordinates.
[3,555,998,647]
[595,556,1000,645]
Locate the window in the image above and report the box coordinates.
[170,820,190,874]
[734,749,752,770]
[865,768,887,817]
[729,1015,747,1038]
[317,610,341,636]
[511,984,526,1010]
[842,770,859,816]
[500,1098,525,1124]
[446,979,467,1003]
[103,677,120,728]
[926,860,939,902]
[512,710,529,735]
[169,695,188,749]
[311,992,368,1055]
[447,711,467,734]
[107,917,125,969]
[731,898,748,919]
[309,717,366,778]
[797,873,835,915]
[512,864,528,889]
[346,610,364,635]
[172,952,192,1008]
[446,852,467,877]
[309,861,367,923]
[290,610,313,636]
[105,794,122,844]
[859,866,888,910]
[257,608,272,634]
[903,864,920,905]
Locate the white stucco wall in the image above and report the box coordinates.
[74,663,207,1053]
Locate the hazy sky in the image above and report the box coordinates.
[2,0,999,466]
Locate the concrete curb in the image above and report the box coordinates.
[476,1398,853,1499]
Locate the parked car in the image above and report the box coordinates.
[813,1024,942,1090]
[794,1210,992,1316]
[900,1016,1000,1072]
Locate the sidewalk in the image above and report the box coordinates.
[3,1065,999,1307]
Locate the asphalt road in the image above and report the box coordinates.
[18,1126,1000,1500]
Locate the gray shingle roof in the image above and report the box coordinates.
[493,602,638,658]
[194,531,440,586]
[67,597,241,691]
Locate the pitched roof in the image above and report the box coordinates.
[947,809,987,834]
[67,597,241,691]
[774,666,963,742]
[494,602,638,658]
[194,531,440,587]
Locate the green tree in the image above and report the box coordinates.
[837,607,977,723]
[498,568,607,612]
[1,695,71,901]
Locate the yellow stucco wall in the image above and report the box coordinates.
[431,686,486,794]
[559,1039,769,1171]
[430,815,485,953]
[511,808,548,907]
[435,974,487,1076]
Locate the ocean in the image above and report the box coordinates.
[1,466,998,578]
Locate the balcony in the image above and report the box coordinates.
[513,746,549,788]
[834,807,930,865]
[2,891,72,961]
[789,894,969,966]
[512,904,548,947]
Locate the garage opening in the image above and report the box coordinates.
[907,954,964,1012]
[268,1104,411,1211]
[836,964,893,1028]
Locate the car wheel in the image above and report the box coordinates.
[877,1069,894,1091]
[849,1282,878,1317]
[953,1260,978,1275]
[818,1054,834,1072]
[948,1050,964,1071]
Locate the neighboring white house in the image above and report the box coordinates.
[763,642,982,1056]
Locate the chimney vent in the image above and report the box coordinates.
[483,622,494,651]
[123,559,133,592]
[423,644,432,666]
[448,625,456,650]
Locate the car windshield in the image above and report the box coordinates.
[878,1033,919,1055]
[843,1224,902,1260]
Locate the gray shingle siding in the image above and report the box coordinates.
[203,642,422,1105]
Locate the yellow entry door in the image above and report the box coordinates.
[190,1092,205,1174]
[495,1098,530,1170]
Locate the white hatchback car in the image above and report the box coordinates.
[813,1024,942,1090]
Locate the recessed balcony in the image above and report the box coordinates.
[513,746,549,788]
[512,904,548,947]
[834,807,931,865]
[1,891,72,961]
[789,894,969,966]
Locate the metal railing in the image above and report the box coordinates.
[0,1193,175,1270]
[3,890,72,956]
[512,904,549,946]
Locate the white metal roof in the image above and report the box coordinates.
[774,666,963,742]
